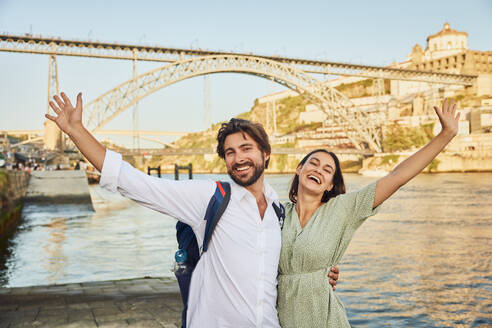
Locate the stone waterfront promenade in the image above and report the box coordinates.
[0,277,183,327]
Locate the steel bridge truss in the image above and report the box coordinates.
[84,55,382,151]
[0,34,476,85]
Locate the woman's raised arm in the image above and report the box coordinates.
[373,98,460,208]
[46,92,106,171]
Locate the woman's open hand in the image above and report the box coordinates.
[433,98,460,137]
[45,92,83,136]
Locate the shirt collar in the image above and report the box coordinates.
[229,179,279,204]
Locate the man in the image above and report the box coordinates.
[46,92,338,327]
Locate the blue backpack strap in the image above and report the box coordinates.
[176,221,196,251]
[177,181,231,328]
[202,181,231,253]
[272,201,285,229]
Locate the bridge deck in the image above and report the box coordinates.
[0,34,476,85]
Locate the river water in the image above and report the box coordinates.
[0,173,490,327]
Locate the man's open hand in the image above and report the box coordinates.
[46,92,84,136]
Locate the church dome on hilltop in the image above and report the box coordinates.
[427,22,468,41]
[425,22,468,59]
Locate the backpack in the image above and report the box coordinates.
[174,181,285,328]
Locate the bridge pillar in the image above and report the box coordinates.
[43,119,62,150]
[44,55,63,151]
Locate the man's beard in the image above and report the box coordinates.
[227,156,265,187]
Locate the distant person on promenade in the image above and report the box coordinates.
[44,92,338,328]
[276,99,459,327]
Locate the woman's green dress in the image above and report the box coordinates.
[277,182,380,328]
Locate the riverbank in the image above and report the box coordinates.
[361,152,492,174]
[0,277,182,327]
[141,152,365,175]
[140,152,492,175]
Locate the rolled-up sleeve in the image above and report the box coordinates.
[99,149,215,228]
[100,149,123,193]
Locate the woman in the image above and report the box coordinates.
[277,99,460,327]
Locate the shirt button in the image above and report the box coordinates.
[258,300,263,305]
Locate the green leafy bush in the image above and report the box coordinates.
[382,123,434,152]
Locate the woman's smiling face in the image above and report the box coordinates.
[296,151,336,196]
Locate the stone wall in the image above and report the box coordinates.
[25,170,93,205]
[361,152,492,174]
[0,170,30,237]
[434,154,492,172]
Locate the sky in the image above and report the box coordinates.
[0,0,491,147]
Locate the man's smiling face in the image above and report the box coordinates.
[224,131,269,187]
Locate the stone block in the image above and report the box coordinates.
[0,288,12,295]
[92,306,122,318]
[10,287,32,295]
[82,281,115,288]
[95,313,129,324]
[120,285,155,295]
[68,302,91,310]
[67,310,94,322]
[127,319,165,327]
[121,310,154,320]
[97,321,130,327]
[8,321,39,328]
[83,287,104,295]
[59,320,98,328]
[40,304,68,312]
[37,308,69,318]
[31,315,68,326]
[0,303,19,311]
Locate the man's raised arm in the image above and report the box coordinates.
[46,92,214,227]
[46,92,106,171]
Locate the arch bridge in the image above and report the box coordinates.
[1,34,478,152]
[84,55,382,151]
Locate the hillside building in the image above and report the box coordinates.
[257,23,492,150]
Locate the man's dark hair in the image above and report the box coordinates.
[288,149,346,203]
[216,118,271,168]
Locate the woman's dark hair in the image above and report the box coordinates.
[288,149,346,203]
[216,118,271,168]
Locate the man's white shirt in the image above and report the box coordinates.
[100,150,282,328]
